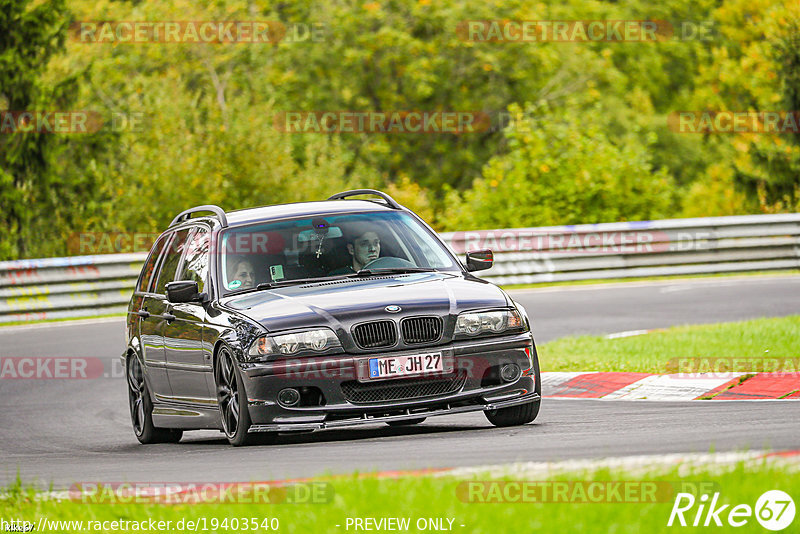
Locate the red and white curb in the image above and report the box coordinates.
[541,372,800,400]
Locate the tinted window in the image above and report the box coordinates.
[154,228,192,294]
[218,211,459,294]
[137,233,170,292]
[178,227,210,293]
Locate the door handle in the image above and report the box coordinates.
[163,313,176,323]
[136,310,151,319]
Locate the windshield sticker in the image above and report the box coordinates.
[270,265,285,281]
[229,280,242,289]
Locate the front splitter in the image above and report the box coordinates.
[247,391,540,433]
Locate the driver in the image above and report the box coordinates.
[329,224,381,274]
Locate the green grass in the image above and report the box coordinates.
[500,269,800,290]
[539,315,800,373]
[2,460,797,533]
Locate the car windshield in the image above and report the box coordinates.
[218,211,460,294]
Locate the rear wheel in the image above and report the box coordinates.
[127,354,182,444]
[386,418,426,427]
[215,346,256,446]
[484,400,540,427]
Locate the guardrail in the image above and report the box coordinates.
[439,213,800,285]
[0,253,147,323]
[1,214,799,323]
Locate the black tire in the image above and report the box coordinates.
[485,341,542,427]
[484,399,540,427]
[127,354,183,444]
[386,418,426,426]
[215,345,256,446]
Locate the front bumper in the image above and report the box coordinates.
[248,391,540,432]
[239,332,539,431]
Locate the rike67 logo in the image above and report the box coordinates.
[668,490,795,530]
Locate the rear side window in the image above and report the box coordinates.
[137,233,171,293]
[154,228,192,295]
[178,227,211,293]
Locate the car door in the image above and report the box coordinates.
[134,232,173,397]
[163,225,216,405]
[146,227,193,402]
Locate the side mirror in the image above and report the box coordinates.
[465,249,494,272]
[166,280,201,303]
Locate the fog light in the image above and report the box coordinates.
[277,388,300,407]
[500,363,521,382]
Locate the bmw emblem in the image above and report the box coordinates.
[385,305,401,313]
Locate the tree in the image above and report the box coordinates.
[441,102,674,230]
[678,0,800,214]
[0,0,75,258]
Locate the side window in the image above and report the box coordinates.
[154,228,192,295]
[178,227,210,293]
[137,233,170,293]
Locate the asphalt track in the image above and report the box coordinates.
[1,275,799,487]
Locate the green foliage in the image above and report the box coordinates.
[681,163,749,217]
[680,0,800,214]
[441,103,674,230]
[0,0,86,258]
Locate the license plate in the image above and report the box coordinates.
[368,352,443,379]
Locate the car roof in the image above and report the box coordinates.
[223,199,398,228]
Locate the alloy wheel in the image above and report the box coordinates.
[127,356,146,436]
[216,348,240,438]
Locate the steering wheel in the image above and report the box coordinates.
[361,257,416,270]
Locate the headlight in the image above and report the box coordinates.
[454,309,524,337]
[248,328,341,359]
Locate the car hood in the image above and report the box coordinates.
[220,272,510,334]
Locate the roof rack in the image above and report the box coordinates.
[170,205,228,227]
[327,189,402,210]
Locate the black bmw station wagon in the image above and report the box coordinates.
[124,190,541,446]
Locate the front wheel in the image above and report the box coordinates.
[127,354,182,444]
[215,346,256,446]
[484,399,540,427]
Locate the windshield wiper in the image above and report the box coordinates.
[250,268,436,291]
[353,267,437,277]
[256,274,356,290]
